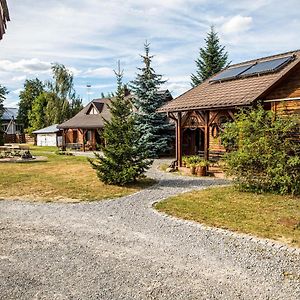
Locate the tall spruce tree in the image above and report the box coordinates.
[89,64,151,185]
[191,26,228,87]
[130,42,174,158]
[0,85,8,145]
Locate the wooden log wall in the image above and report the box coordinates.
[265,63,300,118]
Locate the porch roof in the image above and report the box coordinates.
[158,50,300,112]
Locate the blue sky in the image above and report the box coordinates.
[1,0,300,107]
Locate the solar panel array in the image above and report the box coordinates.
[210,64,253,82]
[210,55,294,83]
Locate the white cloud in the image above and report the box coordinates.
[221,15,253,34]
[0,58,51,74]
[2,0,300,107]
[12,88,22,95]
[11,75,27,82]
[83,67,114,78]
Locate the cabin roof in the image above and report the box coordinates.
[58,89,173,129]
[158,49,300,112]
[58,98,112,129]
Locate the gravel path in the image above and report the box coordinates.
[0,160,299,299]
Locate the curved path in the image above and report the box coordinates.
[0,162,299,299]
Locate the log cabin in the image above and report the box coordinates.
[158,49,300,167]
[58,97,111,151]
[58,90,173,151]
[0,0,10,40]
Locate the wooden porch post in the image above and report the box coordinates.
[177,111,182,167]
[62,129,67,150]
[83,129,87,152]
[204,111,210,161]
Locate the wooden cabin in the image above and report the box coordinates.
[58,98,111,151]
[58,90,173,151]
[158,50,300,167]
[0,0,10,40]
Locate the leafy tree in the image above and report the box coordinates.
[221,106,300,195]
[89,66,151,185]
[191,26,228,87]
[0,85,8,145]
[47,63,83,123]
[17,79,45,129]
[28,92,50,133]
[27,64,83,132]
[130,42,174,158]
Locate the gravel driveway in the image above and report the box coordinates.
[0,161,299,300]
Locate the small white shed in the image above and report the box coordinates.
[33,124,63,147]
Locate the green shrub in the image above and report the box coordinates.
[221,106,300,195]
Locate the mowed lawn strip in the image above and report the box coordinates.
[155,187,300,247]
[0,146,154,202]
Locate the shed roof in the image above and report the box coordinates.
[33,124,61,134]
[158,50,300,112]
[58,98,112,129]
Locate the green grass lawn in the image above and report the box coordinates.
[155,186,300,247]
[0,146,154,202]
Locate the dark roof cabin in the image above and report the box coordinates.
[158,50,300,167]
[58,98,112,151]
[0,0,10,40]
[58,90,173,151]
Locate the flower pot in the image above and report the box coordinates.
[190,166,196,175]
[196,166,207,176]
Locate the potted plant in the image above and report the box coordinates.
[182,156,188,167]
[196,160,210,176]
[190,163,197,175]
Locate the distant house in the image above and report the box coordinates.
[1,107,25,143]
[33,124,63,147]
[158,50,300,167]
[58,97,111,151]
[58,90,173,151]
[0,0,10,40]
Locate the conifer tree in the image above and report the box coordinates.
[191,26,228,87]
[89,64,151,185]
[130,42,174,158]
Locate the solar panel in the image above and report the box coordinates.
[240,56,293,77]
[210,63,254,82]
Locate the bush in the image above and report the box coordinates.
[221,106,300,195]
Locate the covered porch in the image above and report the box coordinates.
[61,128,104,151]
[168,109,235,167]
